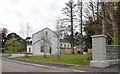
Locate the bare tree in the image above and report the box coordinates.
[106,2,118,44]
[40,32,50,58]
[62,0,77,54]
[55,18,62,61]
[101,2,106,35]
[19,23,25,38]
[19,22,32,39]
[77,0,83,50]
[26,23,32,37]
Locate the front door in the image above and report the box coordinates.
[49,47,52,54]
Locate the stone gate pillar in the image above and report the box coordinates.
[90,35,109,67]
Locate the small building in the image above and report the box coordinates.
[60,39,71,49]
[32,28,58,55]
[26,37,32,53]
[27,45,32,53]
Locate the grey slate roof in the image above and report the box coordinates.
[60,39,70,43]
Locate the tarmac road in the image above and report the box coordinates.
[2,58,74,72]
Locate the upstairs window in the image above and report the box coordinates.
[41,46,44,52]
[46,31,48,35]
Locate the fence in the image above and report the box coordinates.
[60,49,92,55]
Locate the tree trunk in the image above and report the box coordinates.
[96,1,99,34]
[70,3,74,54]
[107,3,118,45]
[101,2,106,35]
[57,36,60,61]
[79,0,83,51]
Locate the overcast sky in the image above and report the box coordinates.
[0,0,73,38]
[0,0,119,38]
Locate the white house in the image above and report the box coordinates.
[60,39,71,49]
[32,28,58,55]
[27,45,32,53]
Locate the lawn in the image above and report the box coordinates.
[17,54,92,66]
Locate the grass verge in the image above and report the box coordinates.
[17,54,92,66]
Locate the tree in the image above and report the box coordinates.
[4,34,23,53]
[116,1,120,45]
[98,2,119,45]
[106,2,118,45]
[74,31,80,45]
[4,33,25,53]
[19,22,32,39]
[84,16,96,48]
[26,23,32,37]
[40,32,50,58]
[54,18,64,61]
[84,1,119,45]
[77,0,83,49]
[62,0,77,54]
[83,1,100,48]
[101,2,106,35]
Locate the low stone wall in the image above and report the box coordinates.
[90,35,120,68]
[106,45,120,60]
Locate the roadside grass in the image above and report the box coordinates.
[17,54,92,66]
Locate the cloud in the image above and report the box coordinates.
[0,0,73,37]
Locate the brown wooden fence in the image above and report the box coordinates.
[60,49,92,55]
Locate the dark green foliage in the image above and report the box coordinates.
[4,33,25,53]
[84,16,99,48]
[116,2,120,45]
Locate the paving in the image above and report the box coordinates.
[2,55,119,73]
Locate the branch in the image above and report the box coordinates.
[107,32,114,40]
[97,13,112,24]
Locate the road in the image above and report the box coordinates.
[2,58,74,72]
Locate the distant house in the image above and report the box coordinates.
[27,45,32,53]
[60,39,71,49]
[26,37,32,53]
[74,45,81,49]
[32,28,58,55]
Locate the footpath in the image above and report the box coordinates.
[2,55,119,73]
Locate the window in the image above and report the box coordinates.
[29,47,31,52]
[41,46,44,52]
[60,44,62,47]
[46,31,48,35]
[64,44,66,48]
[68,45,69,48]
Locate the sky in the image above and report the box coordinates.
[0,0,119,38]
[0,0,71,38]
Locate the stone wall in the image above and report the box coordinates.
[106,45,120,60]
[90,35,119,68]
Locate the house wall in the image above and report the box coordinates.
[60,42,71,49]
[32,28,58,55]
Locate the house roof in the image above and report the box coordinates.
[32,27,57,36]
[60,39,70,43]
